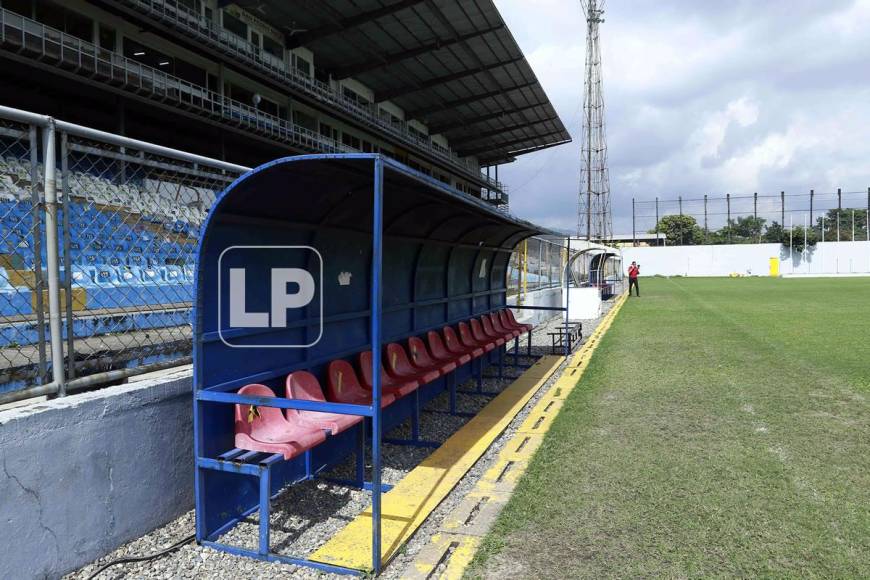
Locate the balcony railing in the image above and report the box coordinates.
[0,9,363,156]
[115,0,505,192]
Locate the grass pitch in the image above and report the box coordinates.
[468,277,869,578]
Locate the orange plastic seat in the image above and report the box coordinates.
[409,336,457,374]
[326,360,395,407]
[359,351,418,397]
[427,330,470,365]
[234,384,326,460]
[385,342,440,385]
[285,371,364,435]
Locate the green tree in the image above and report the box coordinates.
[649,215,705,245]
[720,215,766,243]
[816,208,868,241]
[781,225,818,252]
[764,221,784,243]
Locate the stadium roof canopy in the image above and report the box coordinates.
[227,0,572,165]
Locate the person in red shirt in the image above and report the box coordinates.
[628,261,640,297]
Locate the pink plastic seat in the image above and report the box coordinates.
[385,342,440,384]
[427,330,470,365]
[359,351,418,397]
[409,336,457,374]
[474,317,504,347]
[460,321,494,353]
[326,360,395,407]
[443,325,483,358]
[285,371,364,435]
[234,384,326,460]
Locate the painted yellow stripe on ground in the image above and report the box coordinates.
[407,533,481,580]
[309,355,563,571]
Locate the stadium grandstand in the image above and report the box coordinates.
[0,1,569,397]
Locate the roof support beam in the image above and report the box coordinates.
[409,81,537,119]
[458,130,565,157]
[430,102,547,134]
[333,25,504,80]
[450,116,559,147]
[286,0,426,48]
[375,57,523,102]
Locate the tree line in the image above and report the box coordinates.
[649,208,869,250]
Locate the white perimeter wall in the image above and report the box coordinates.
[622,241,870,277]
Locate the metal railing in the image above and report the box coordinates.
[112,0,506,192]
[0,8,363,158]
[0,104,248,404]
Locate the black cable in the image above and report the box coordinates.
[85,534,195,580]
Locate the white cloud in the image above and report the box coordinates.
[493,0,870,233]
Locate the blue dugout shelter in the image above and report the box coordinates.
[193,154,563,573]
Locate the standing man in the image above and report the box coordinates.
[628,261,640,297]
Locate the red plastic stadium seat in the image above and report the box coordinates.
[460,321,495,353]
[326,360,395,407]
[427,330,470,365]
[500,309,532,334]
[409,336,457,374]
[285,371,364,435]
[477,316,506,347]
[385,342,440,385]
[443,325,483,358]
[489,311,520,339]
[359,351,419,397]
[234,384,326,460]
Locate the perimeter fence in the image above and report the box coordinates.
[0,105,247,403]
[631,190,870,246]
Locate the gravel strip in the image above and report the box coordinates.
[65,305,615,579]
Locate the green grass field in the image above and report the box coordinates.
[468,277,870,579]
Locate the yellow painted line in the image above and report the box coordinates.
[407,533,481,580]
[516,399,564,434]
[309,355,563,571]
[405,292,630,578]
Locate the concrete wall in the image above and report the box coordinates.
[0,368,193,580]
[622,241,870,277]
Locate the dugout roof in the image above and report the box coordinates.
[227,0,572,165]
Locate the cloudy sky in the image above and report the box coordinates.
[494,0,870,234]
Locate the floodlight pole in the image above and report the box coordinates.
[837,188,842,241]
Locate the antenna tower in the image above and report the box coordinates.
[578,0,612,241]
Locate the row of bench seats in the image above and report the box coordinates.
[234,309,533,459]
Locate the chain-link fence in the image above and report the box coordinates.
[0,118,49,392]
[0,106,247,403]
[631,191,870,246]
